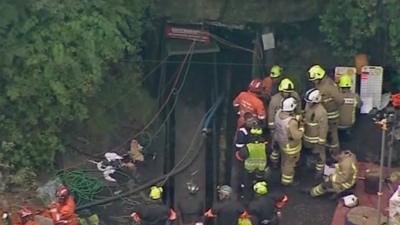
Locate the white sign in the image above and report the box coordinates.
[262,33,275,50]
[360,66,383,114]
[334,67,357,93]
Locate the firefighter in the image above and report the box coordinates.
[268,78,302,167]
[49,185,78,225]
[262,65,283,100]
[131,186,176,225]
[233,112,269,201]
[308,65,343,154]
[177,182,204,225]
[337,75,362,131]
[233,79,266,129]
[248,181,288,225]
[309,150,358,197]
[303,88,329,178]
[274,97,304,186]
[204,185,246,225]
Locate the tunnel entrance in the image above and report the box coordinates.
[156,23,260,210]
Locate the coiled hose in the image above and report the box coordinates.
[57,170,105,206]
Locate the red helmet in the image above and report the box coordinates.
[18,208,33,218]
[56,185,70,199]
[392,93,400,108]
[248,79,263,93]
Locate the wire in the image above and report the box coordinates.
[76,95,219,209]
[209,33,256,54]
[89,41,197,158]
[159,96,221,186]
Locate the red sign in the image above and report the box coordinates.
[165,26,210,43]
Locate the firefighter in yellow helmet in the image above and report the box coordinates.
[268,78,302,167]
[274,97,304,186]
[337,75,362,131]
[308,65,344,155]
[262,65,283,101]
[131,186,177,225]
[248,181,287,225]
[309,150,358,198]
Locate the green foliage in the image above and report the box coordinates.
[319,0,379,58]
[0,0,152,170]
[387,0,400,64]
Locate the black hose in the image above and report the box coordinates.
[77,137,205,210]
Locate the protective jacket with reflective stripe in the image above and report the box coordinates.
[331,151,358,191]
[244,142,267,172]
[338,91,361,129]
[303,103,328,145]
[315,76,343,120]
[268,92,301,129]
[274,110,303,155]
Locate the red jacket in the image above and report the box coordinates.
[50,197,77,225]
[233,91,266,128]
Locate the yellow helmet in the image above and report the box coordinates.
[308,65,325,80]
[149,186,163,200]
[278,78,295,92]
[253,181,268,195]
[270,65,283,78]
[339,74,352,88]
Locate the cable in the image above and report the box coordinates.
[140,50,195,150]
[76,94,224,210]
[209,33,256,54]
[159,96,220,186]
[78,41,198,160]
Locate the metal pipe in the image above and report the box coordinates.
[377,121,386,225]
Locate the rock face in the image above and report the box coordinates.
[154,0,323,25]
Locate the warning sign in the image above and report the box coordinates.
[360,66,383,114]
[334,67,357,93]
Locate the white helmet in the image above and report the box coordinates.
[305,88,322,103]
[281,97,297,112]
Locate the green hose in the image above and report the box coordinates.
[57,170,105,206]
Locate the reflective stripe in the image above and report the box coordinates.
[282,143,301,155]
[327,111,339,119]
[271,151,280,159]
[315,163,324,171]
[323,97,333,103]
[310,184,326,197]
[318,138,326,143]
[306,122,319,126]
[268,122,274,126]
[304,135,319,143]
[326,143,339,148]
[281,174,293,184]
[236,144,245,148]
[342,163,358,189]
[332,174,337,183]
[239,128,248,135]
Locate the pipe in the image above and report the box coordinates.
[201,95,224,134]
[376,121,386,225]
